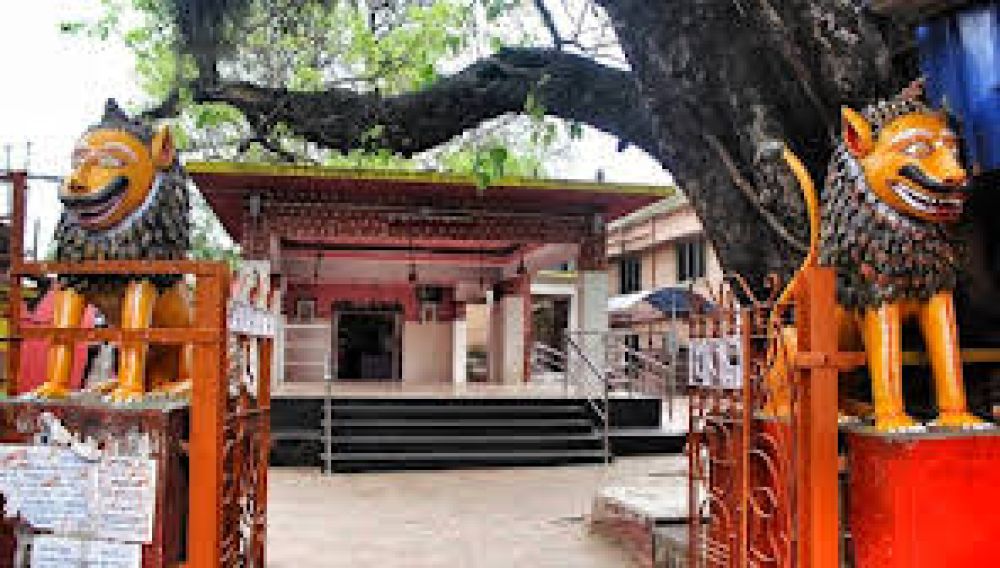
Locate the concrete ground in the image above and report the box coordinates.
[267,456,682,568]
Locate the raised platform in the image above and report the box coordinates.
[847,427,1000,568]
[589,455,689,568]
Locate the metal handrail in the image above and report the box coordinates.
[606,339,680,420]
[530,341,572,393]
[564,334,610,465]
[531,343,566,370]
[533,342,567,361]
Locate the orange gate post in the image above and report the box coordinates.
[5,171,25,396]
[189,264,228,568]
[794,266,840,568]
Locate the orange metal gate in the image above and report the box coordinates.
[688,269,841,568]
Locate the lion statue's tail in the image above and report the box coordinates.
[766,147,821,365]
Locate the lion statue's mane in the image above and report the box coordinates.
[54,102,190,293]
[818,94,962,308]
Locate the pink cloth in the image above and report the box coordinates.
[15,291,97,394]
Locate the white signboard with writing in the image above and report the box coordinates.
[0,445,94,533]
[30,535,141,568]
[688,336,743,390]
[96,456,157,543]
[0,445,156,543]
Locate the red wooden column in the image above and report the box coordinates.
[794,266,840,568]
[520,274,533,383]
[577,216,608,273]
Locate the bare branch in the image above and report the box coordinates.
[533,0,564,48]
[140,89,182,121]
[703,133,808,254]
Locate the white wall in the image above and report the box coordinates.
[575,271,610,373]
[500,295,525,385]
[452,318,467,385]
[402,320,453,384]
[465,303,489,350]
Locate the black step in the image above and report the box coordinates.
[331,433,601,444]
[331,433,603,453]
[271,429,321,441]
[327,417,593,428]
[324,418,594,437]
[269,396,668,470]
[328,403,587,417]
[325,449,607,472]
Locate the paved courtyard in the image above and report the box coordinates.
[267,456,683,567]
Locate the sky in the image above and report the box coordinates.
[0,1,670,254]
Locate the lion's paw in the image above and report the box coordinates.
[153,379,192,399]
[931,412,993,431]
[873,414,925,434]
[106,387,144,405]
[23,382,71,400]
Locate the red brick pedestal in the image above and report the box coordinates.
[847,429,1000,568]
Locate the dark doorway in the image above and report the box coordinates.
[532,295,570,350]
[334,304,402,380]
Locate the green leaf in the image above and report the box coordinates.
[569,121,584,140]
[416,62,438,87]
[485,0,512,20]
[542,122,557,146]
[474,168,491,190]
[362,124,386,144]
[488,146,508,175]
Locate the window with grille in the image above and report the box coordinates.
[619,256,642,294]
[677,239,707,282]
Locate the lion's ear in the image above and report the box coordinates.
[841,107,873,158]
[151,126,176,169]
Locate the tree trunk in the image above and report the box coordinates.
[596,0,911,293]
[595,0,999,331]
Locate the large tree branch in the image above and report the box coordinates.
[192,47,656,157]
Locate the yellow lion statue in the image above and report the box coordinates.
[769,83,989,432]
[30,100,192,403]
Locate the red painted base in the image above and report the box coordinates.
[847,429,1000,568]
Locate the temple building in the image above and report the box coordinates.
[189,163,668,391]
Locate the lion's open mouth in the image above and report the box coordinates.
[60,176,129,226]
[890,181,964,219]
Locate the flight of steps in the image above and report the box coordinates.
[271,397,607,472]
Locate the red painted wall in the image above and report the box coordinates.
[285,282,459,322]
[15,291,96,394]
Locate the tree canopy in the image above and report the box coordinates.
[65,0,621,187]
[68,0,1000,328]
